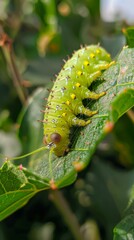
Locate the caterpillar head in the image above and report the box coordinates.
[43,131,70,157]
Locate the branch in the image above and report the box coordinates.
[127,109,134,123]
[50,190,84,240]
[0,27,27,105]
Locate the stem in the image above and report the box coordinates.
[3,45,27,105]
[127,109,134,123]
[0,28,27,105]
[50,190,83,240]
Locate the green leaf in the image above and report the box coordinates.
[109,89,134,122]
[123,27,134,48]
[25,47,134,187]
[113,186,134,239]
[81,158,134,240]
[0,161,49,221]
[0,47,134,220]
[113,214,134,240]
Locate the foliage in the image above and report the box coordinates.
[0,1,134,240]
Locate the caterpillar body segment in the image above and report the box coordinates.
[43,45,113,156]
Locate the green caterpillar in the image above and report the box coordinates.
[43,45,113,156]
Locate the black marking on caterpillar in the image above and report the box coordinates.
[43,45,114,156]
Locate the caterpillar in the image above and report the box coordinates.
[43,45,113,157]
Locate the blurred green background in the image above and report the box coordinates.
[0,0,134,240]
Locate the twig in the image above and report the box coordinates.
[50,190,83,240]
[0,27,27,105]
[127,109,134,123]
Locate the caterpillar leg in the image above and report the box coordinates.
[87,70,101,84]
[68,114,91,126]
[76,86,105,101]
[69,98,98,117]
[84,61,115,86]
[86,66,108,87]
[93,61,114,71]
[83,89,105,100]
[77,105,98,117]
